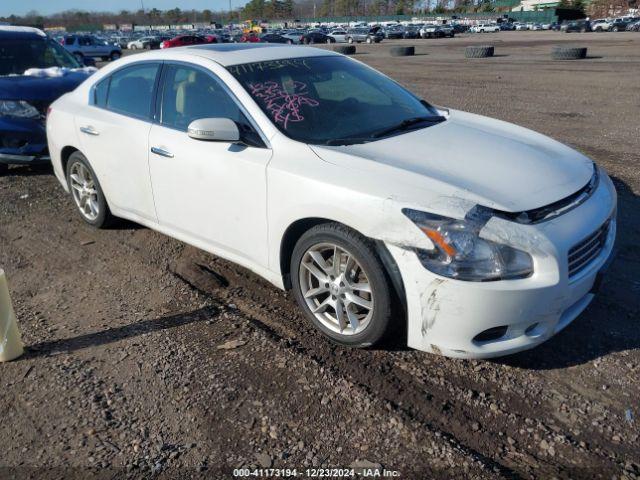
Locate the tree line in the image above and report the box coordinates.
[1,0,633,29]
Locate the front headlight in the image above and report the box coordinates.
[403,208,533,281]
[0,101,40,119]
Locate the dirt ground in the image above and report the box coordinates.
[1,31,639,479]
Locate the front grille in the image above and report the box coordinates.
[568,220,610,277]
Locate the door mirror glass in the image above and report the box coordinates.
[187,118,240,142]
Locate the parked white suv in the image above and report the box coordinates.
[46,45,616,358]
[470,23,500,33]
[592,19,612,31]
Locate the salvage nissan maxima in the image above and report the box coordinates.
[46,44,616,358]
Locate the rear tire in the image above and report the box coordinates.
[73,52,83,63]
[110,51,121,61]
[0,163,8,175]
[65,151,114,228]
[291,223,393,347]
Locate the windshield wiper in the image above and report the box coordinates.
[324,137,372,146]
[370,115,446,139]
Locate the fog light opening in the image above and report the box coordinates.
[473,326,508,344]
[525,322,543,338]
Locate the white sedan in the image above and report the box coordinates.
[127,36,156,49]
[46,44,617,358]
[328,29,348,43]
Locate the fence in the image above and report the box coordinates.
[295,10,558,25]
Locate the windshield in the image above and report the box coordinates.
[228,56,441,145]
[0,37,81,76]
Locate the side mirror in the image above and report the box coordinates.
[187,118,240,142]
[83,57,96,67]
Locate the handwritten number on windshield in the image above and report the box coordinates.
[249,81,319,129]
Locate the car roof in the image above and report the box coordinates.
[183,44,340,66]
[0,25,47,39]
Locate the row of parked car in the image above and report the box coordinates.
[591,17,640,31]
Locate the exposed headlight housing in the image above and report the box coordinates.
[403,208,534,282]
[0,100,40,119]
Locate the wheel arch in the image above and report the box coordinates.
[60,145,80,183]
[278,217,406,314]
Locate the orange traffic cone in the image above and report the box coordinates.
[0,268,24,361]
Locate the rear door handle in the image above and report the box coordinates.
[150,146,174,158]
[80,126,99,136]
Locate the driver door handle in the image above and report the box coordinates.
[80,126,99,136]
[150,146,174,158]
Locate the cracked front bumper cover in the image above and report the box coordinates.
[386,171,617,359]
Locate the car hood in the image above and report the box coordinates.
[309,109,593,213]
[0,71,90,102]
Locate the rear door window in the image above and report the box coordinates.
[104,63,160,119]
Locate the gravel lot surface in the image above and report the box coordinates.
[1,32,639,479]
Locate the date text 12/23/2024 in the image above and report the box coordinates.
[232,467,402,477]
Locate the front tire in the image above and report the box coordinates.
[66,151,114,228]
[291,223,393,347]
[110,51,121,61]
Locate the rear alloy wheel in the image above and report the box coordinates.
[291,223,393,347]
[74,52,84,63]
[347,37,354,44]
[66,151,113,228]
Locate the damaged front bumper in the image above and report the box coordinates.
[0,116,50,166]
[387,171,617,359]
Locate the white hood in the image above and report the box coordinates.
[310,109,594,213]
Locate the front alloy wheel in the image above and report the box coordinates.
[291,223,393,347]
[299,243,374,335]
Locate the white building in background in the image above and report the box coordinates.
[512,0,559,11]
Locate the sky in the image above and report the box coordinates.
[1,0,246,17]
